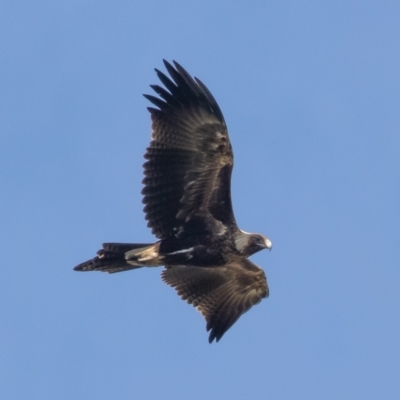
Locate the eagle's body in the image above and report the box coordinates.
[74,61,272,343]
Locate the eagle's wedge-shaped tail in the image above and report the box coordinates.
[74,243,158,274]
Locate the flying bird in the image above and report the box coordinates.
[74,60,272,343]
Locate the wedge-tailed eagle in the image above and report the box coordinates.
[74,60,272,343]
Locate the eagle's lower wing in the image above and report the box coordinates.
[161,259,268,343]
[143,60,235,240]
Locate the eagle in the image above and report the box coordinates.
[74,60,272,343]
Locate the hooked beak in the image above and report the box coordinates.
[264,238,273,251]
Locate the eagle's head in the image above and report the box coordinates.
[234,231,272,257]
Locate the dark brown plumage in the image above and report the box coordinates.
[74,60,272,343]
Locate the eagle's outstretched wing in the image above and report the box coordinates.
[161,259,268,343]
[143,60,236,240]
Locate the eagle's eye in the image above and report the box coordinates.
[252,235,272,250]
[254,235,264,246]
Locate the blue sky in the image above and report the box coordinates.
[1,1,399,399]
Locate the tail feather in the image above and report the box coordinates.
[74,243,155,274]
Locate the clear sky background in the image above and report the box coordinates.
[1,2,399,399]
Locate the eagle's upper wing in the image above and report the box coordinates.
[161,259,268,343]
[142,60,235,239]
